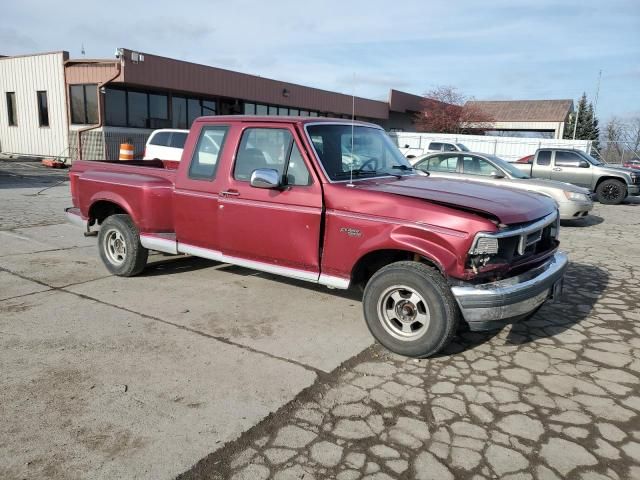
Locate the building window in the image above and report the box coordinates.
[37,91,49,127]
[149,93,169,126]
[6,92,17,126]
[172,96,187,129]
[127,91,148,128]
[202,100,216,116]
[105,88,127,127]
[256,104,268,115]
[70,84,98,124]
[244,103,255,115]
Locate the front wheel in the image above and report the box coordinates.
[98,214,148,276]
[596,179,627,205]
[362,261,460,358]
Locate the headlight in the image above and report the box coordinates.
[470,236,499,255]
[563,191,590,202]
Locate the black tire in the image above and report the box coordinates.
[98,214,148,277]
[362,261,460,358]
[596,179,627,205]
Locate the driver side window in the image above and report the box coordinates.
[428,155,458,172]
[462,156,499,176]
[554,151,583,167]
[234,128,311,186]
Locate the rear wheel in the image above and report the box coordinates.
[362,261,460,358]
[98,214,148,276]
[596,179,626,205]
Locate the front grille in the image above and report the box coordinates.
[469,211,559,267]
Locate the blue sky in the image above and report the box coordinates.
[3,0,639,121]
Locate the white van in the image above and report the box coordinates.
[143,129,189,161]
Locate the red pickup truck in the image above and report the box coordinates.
[66,116,567,358]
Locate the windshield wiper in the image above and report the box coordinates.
[392,165,414,171]
[334,169,381,179]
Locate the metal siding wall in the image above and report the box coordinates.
[0,52,69,157]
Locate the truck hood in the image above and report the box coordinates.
[356,176,556,225]
[514,177,591,194]
[599,164,636,177]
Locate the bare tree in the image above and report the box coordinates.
[602,117,625,162]
[414,86,494,134]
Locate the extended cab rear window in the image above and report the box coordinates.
[188,126,229,180]
[149,131,170,146]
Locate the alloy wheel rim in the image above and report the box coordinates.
[377,285,431,341]
[104,229,127,265]
[602,184,621,200]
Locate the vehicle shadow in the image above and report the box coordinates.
[443,262,609,354]
[561,215,604,227]
[139,254,364,301]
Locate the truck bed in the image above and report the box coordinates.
[69,160,177,233]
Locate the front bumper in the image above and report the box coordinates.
[558,200,594,220]
[451,251,568,330]
[628,185,640,196]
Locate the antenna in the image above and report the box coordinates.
[593,69,602,115]
[348,73,356,187]
[81,43,85,56]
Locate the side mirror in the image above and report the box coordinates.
[490,171,505,179]
[250,168,280,189]
[579,160,590,168]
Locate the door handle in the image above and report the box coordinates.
[552,167,562,171]
[220,190,240,197]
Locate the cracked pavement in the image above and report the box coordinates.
[181,204,640,479]
[1,160,639,480]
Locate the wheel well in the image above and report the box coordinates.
[351,249,441,287]
[595,176,626,190]
[89,200,127,225]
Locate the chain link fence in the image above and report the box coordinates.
[596,141,640,165]
[69,131,151,162]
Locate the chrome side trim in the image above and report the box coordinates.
[220,197,322,215]
[65,208,88,229]
[327,209,468,238]
[319,274,351,289]
[140,234,178,254]
[174,189,218,199]
[178,243,329,285]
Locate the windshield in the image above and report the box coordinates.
[485,154,530,179]
[457,143,470,152]
[306,124,414,181]
[576,151,604,166]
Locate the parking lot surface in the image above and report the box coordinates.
[1,160,639,480]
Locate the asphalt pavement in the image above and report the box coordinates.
[1,160,638,480]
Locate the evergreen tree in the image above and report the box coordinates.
[564,93,600,152]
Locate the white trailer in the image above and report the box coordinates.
[389,132,593,162]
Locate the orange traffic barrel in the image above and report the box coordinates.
[119,143,134,161]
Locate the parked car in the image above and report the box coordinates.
[66,116,567,358]
[623,158,640,170]
[413,152,593,220]
[402,141,469,159]
[510,148,640,205]
[143,129,189,161]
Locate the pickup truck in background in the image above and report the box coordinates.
[66,116,567,358]
[401,141,469,159]
[512,148,640,204]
